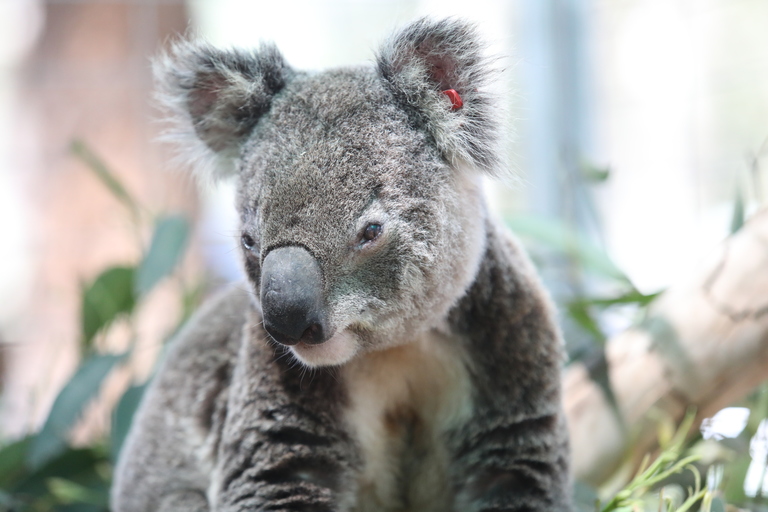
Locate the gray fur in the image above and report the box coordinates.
[154,39,291,181]
[114,18,572,511]
[377,18,502,173]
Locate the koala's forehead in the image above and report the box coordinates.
[234,68,447,261]
[240,68,429,192]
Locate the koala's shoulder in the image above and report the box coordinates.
[169,285,250,361]
[144,285,251,412]
[112,286,254,511]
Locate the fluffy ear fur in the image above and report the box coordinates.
[377,18,502,173]
[153,40,291,182]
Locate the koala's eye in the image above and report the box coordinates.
[241,233,256,251]
[362,223,382,243]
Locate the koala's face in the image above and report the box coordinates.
[237,71,486,366]
[156,19,500,366]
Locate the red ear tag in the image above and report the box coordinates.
[442,89,463,110]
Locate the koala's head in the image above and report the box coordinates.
[156,18,503,367]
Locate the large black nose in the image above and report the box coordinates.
[260,246,328,346]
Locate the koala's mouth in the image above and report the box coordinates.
[290,329,359,368]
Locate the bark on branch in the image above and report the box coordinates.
[564,209,768,486]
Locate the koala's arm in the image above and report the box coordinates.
[111,285,251,512]
[448,221,572,512]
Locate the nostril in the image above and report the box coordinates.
[260,246,329,347]
[264,323,299,346]
[300,323,324,345]
[264,322,324,346]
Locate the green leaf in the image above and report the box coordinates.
[70,140,139,221]
[582,162,611,183]
[722,454,750,503]
[504,215,631,283]
[577,289,662,309]
[12,446,108,502]
[730,189,745,234]
[0,489,16,509]
[81,267,136,351]
[582,348,623,429]
[572,480,599,512]
[566,301,605,343]
[135,215,190,296]
[54,503,109,512]
[748,382,768,432]
[27,353,127,469]
[47,478,107,506]
[0,436,32,489]
[709,497,726,512]
[110,383,148,462]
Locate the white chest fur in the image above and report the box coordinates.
[342,331,473,512]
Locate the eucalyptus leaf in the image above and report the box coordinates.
[504,215,630,283]
[110,383,148,462]
[566,301,605,342]
[709,496,726,512]
[572,480,599,512]
[81,267,136,351]
[70,140,139,221]
[47,478,108,506]
[12,447,107,498]
[135,215,190,296]
[582,162,611,183]
[0,489,15,508]
[27,353,127,469]
[722,454,750,503]
[578,289,662,309]
[582,348,622,427]
[0,436,32,489]
[731,189,745,234]
[55,504,108,512]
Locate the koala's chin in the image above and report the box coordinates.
[288,330,360,367]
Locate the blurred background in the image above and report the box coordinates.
[1,0,767,510]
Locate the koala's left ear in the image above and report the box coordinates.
[154,40,291,181]
[377,18,501,173]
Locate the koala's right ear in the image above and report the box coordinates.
[153,40,291,181]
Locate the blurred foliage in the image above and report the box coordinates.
[1,143,767,511]
[596,411,714,512]
[0,142,195,511]
[507,149,768,510]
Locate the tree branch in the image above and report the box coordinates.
[565,209,768,486]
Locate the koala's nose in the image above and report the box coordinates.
[260,246,329,346]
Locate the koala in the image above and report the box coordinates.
[112,18,572,512]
